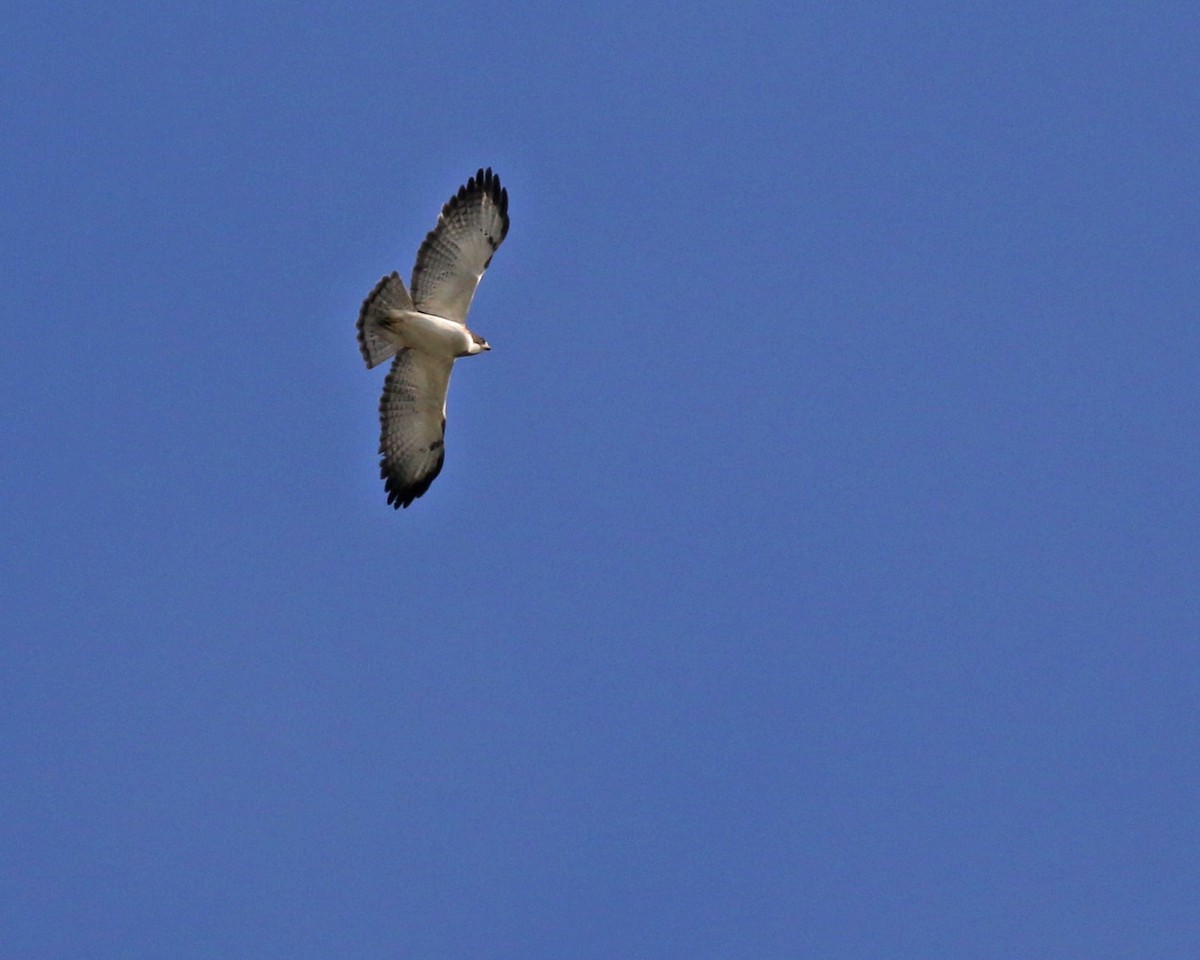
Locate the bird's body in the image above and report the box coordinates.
[356,168,509,508]
[373,299,484,359]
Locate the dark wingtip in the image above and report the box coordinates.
[381,466,432,509]
[437,168,509,248]
[378,450,445,510]
[483,168,509,239]
[443,168,505,222]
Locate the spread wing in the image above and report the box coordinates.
[378,349,454,509]
[411,167,509,323]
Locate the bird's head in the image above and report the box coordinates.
[467,332,491,355]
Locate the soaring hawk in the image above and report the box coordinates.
[356,168,509,508]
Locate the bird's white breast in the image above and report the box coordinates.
[384,309,475,358]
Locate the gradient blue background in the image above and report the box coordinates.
[3,3,1198,957]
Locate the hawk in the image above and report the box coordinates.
[356,168,510,508]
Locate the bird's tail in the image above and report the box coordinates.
[357,272,414,368]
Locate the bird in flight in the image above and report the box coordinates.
[356,168,509,508]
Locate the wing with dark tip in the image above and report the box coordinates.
[410,167,509,323]
[377,349,454,508]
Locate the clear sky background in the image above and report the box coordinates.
[3,3,1198,957]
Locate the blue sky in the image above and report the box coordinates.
[3,2,1198,957]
